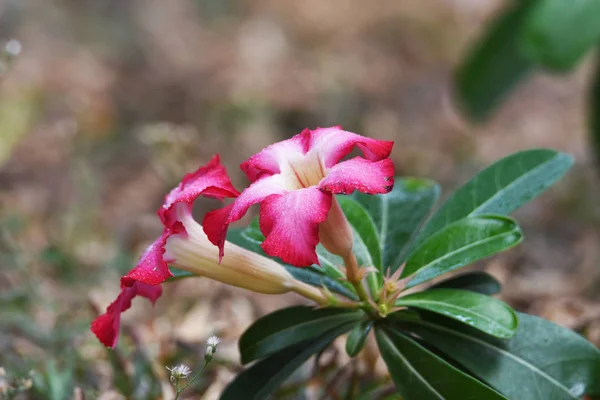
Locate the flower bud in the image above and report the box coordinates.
[205,335,220,363]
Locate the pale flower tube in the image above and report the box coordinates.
[166,210,328,300]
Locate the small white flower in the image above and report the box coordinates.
[206,336,220,347]
[166,364,191,380]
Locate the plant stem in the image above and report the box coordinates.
[342,253,361,284]
[342,253,375,315]
[174,361,209,400]
[291,280,359,308]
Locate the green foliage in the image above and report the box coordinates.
[239,306,362,364]
[221,324,355,400]
[32,361,74,400]
[416,149,572,243]
[455,0,600,123]
[523,0,600,71]
[394,288,518,338]
[395,312,600,399]
[375,326,509,400]
[430,271,501,295]
[210,149,594,400]
[403,215,522,288]
[352,178,440,274]
[454,0,536,121]
[345,319,373,357]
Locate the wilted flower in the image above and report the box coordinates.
[205,127,394,266]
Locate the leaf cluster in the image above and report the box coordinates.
[209,149,600,399]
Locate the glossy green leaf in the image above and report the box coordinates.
[454,0,536,121]
[239,306,363,364]
[403,215,522,288]
[375,327,509,400]
[345,319,373,357]
[430,271,501,295]
[417,149,573,243]
[352,178,440,273]
[220,324,354,400]
[523,0,600,71]
[395,288,518,338]
[398,313,600,399]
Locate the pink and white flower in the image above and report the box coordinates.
[91,155,239,347]
[204,127,394,267]
[92,155,328,348]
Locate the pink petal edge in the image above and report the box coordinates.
[92,154,239,348]
[160,154,240,229]
[308,127,394,168]
[318,157,395,195]
[90,281,162,348]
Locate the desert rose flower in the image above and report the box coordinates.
[204,127,394,267]
[91,155,331,348]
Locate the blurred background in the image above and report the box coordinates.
[1,0,599,399]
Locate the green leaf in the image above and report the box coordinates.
[395,288,518,338]
[352,178,440,273]
[416,149,573,243]
[337,196,382,269]
[239,306,363,364]
[375,326,509,400]
[345,319,373,357]
[430,271,501,295]
[220,324,354,400]
[454,0,536,121]
[398,312,600,399]
[403,215,522,288]
[522,0,600,71]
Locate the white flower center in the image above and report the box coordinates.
[281,150,326,190]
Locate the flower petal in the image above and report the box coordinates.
[259,187,332,266]
[91,281,162,348]
[204,175,288,259]
[240,132,309,181]
[121,229,175,286]
[308,126,394,168]
[319,157,395,195]
[160,154,240,229]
